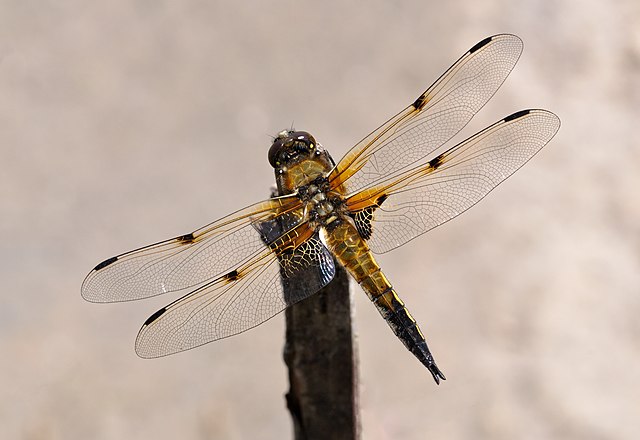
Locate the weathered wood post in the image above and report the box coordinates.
[283,262,359,439]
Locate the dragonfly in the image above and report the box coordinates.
[82,34,559,384]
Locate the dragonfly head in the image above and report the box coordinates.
[268,130,319,169]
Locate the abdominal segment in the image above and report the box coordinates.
[324,220,446,384]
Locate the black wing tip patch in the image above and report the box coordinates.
[94,256,118,271]
[143,307,167,326]
[469,36,493,54]
[504,109,531,122]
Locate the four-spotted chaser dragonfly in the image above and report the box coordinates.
[82,34,559,384]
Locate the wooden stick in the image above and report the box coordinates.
[283,258,359,439]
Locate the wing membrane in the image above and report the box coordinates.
[329,34,523,194]
[345,110,560,254]
[81,195,303,303]
[135,224,335,358]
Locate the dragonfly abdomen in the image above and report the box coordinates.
[325,220,446,384]
[368,285,445,384]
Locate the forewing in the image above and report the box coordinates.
[345,110,560,254]
[329,34,523,194]
[81,195,303,303]
[135,224,335,358]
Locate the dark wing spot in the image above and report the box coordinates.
[222,269,240,282]
[504,109,530,122]
[176,233,195,244]
[353,194,388,241]
[94,256,118,271]
[143,307,167,326]
[354,208,374,240]
[412,94,428,110]
[469,36,493,54]
[428,153,445,169]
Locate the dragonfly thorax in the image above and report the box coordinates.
[297,177,343,226]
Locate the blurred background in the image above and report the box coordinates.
[1,0,638,439]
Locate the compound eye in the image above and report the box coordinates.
[268,139,284,168]
[268,131,318,168]
[291,131,316,149]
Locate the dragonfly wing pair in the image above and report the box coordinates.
[82,34,559,361]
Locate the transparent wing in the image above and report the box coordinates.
[329,34,523,194]
[81,195,303,303]
[135,224,335,358]
[345,110,560,254]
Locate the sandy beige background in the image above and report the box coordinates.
[1,1,639,439]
